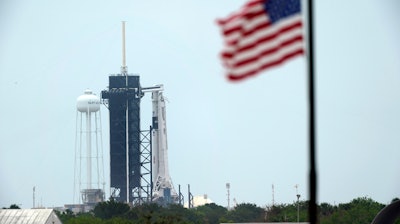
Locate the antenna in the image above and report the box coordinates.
[33,186,35,208]
[121,21,128,75]
[295,184,301,223]
[226,183,230,210]
[295,184,300,199]
[272,184,275,206]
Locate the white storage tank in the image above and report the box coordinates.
[77,89,100,112]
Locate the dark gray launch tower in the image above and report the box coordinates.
[101,22,152,205]
[101,75,143,203]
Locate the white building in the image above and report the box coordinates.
[184,195,213,208]
[0,209,62,224]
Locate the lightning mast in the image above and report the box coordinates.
[226,183,230,210]
[272,184,275,206]
[121,21,128,75]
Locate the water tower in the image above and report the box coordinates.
[74,89,105,207]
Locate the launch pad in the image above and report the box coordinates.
[69,22,182,211]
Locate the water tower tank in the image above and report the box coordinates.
[74,88,105,207]
[77,89,100,112]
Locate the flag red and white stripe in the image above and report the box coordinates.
[217,0,304,81]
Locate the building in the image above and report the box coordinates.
[184,195,213,208]
[0,209,62,224]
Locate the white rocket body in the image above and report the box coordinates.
[150,87,178,202]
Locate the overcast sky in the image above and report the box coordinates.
[1,0,400,209]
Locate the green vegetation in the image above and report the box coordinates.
[55,196,399,224]
[2,204,21,209]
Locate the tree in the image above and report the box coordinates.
[124,203,201,224]
[266,204,283,222]
[2,204,21,209]
[9,204,21,209]
[93,198,130,219]
[125,203,162,223]
[55,209,75,223]
[61,196,399,224]
[320,197,384,224]
[319,202,335,217]
[225,203,265,222]
[66,214,102,224]
[195,203,227,224]
[103,217,137,224]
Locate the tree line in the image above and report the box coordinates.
[51,197,398,224]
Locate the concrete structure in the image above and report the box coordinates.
[0,209,62,224]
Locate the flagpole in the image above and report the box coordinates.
[306,0,317,223]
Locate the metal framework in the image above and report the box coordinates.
[132,128,152,205]
[101,75,154,205]
[188,184,194,209]
[178,185,184,206]
[101,75,143,203]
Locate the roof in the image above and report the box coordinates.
[0,209,62,224]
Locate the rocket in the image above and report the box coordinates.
[150,85,178,203]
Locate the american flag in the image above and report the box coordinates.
[217,0,304,81]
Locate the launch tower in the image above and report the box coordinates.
[101,75,143,203]
[101,22,177,205]
[101,22,152,204]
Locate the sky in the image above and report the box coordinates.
[1,0,400,209]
